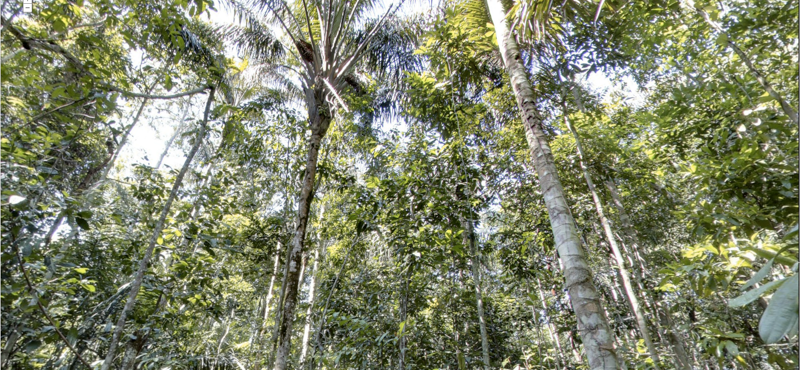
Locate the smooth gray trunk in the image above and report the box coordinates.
[262,242,283,338]
[272,109,330,370]
[483,1,618,368]
[299,206,325,367]
[100,88,214,370]
[464,220,490,370]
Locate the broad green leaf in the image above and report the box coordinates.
[75,217,90,231]
[740,258,774,291]
[729,278,786,307]
[759,275,798,344]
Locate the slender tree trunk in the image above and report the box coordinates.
[119,330,146,370]
[654,300,692,370]
[696,7,798,124]
[262,242,283,337]
[272,109,331,370]
[563,101,660,368]
[483,1,618,368]
[217,308,236,357]
[463,220,490,370]
[528,282,561,370]
[535,277,567,368]
[101,88,215,370]
[1,325,21,367]
[100,97,149,183]
[398,269,410,370]
[155,100,191,169]
[269,246,290,365]
[300,206,326,367]
[604,179,693,370]
[309,239,354,370]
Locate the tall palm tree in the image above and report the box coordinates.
[220,1,420,368]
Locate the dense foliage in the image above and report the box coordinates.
[1,0,797,369]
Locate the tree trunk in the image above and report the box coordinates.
[119,330,147,370]
[100,97,149,183]
[483,1,618,368]
[262,242,283,337]
[1,325,21,367]
[536,278,566,369]
[300,206,326,367]
[654,300,692,370]
[272,110,330,370]
[604,179,693,370]
[527,282,561,370]
[100,88,215,370]
[563,101,660,368]
[398,270,410,370]
[463,220,491,370]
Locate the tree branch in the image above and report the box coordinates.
[2,16,211,100]
[14,245,93,369]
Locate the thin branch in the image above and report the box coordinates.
[2,16,212,100]
[696,7,798,124]
[102,85,210,100]
[24,97,91,127]
[1,48,23,63]
[14,245,93,369]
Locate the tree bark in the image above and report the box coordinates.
[563,98,660,368]
[272,109,330,370]
[483,1,618,368]
[300,206,326,367]
[100,88,215,370]
[1,325,21,367]
[398,269,410,370]
[464,220,491,370]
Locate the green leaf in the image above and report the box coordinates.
[715,33,728,47]
[73,267,88,274]
[24,339,42,353]
[729,278,786,307]
[723,340,738,356]
[741,258,774,291]
[75,217,90,231]
[759,275,798,344]
[396,320,406,337]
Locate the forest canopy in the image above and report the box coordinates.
[1,0,797,370]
